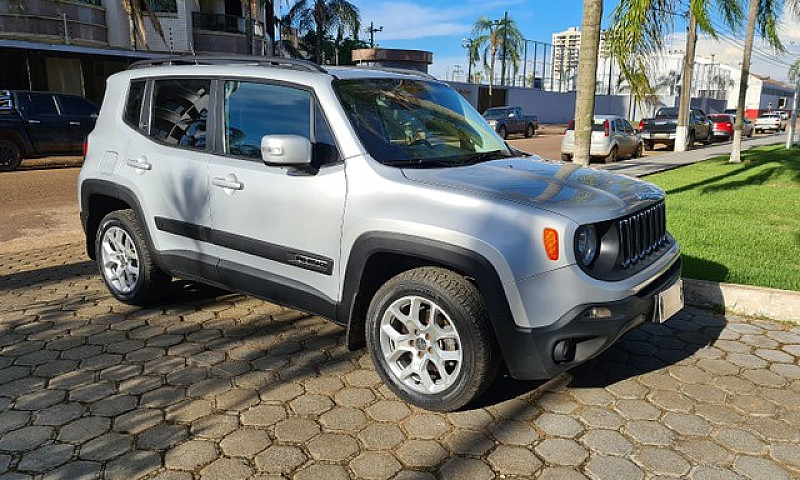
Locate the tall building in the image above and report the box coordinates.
[550,27,606,92]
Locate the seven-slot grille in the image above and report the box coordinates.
[618,202,667,269]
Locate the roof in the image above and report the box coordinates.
[0,39,164,60]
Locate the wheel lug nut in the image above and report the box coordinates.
[427,347,433,353]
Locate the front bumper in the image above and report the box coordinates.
[498,256,682,380]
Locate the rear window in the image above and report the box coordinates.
[124,80,146,128]
[566,119,607,131]
[17,93,58,116]
[58,96,98,116]
[656,108,678,118]
[708,115,731,122]
[150,78,211,150]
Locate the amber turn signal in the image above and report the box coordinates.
[543,228,559,260]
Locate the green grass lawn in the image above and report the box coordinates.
[646,144,800,291]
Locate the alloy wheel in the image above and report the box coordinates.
[100,226,140,294]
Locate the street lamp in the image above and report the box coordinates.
[365,22,383,48]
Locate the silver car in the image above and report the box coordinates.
[561,115,644,162]
[79,56,682,411]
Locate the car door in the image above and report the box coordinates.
[207,79,346,310]
[512,107,524,132]
[56,95,99,152]
[15,92,68,154]
[117,77,217,273]
[621,119,637,154]
[695,110,710,139]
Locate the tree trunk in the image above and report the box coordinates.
[731,0,758,163]
[572,0,603,166]
[315,0,324,64]
[787,81,799,149]
[489,44,496,102]
[675,14,697,153]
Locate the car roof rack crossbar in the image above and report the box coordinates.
[346,65,436,80]
[129,55,326,73]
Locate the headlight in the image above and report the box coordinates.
[487,120,497,126]
[575,225,599,266]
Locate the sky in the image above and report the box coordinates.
[279,0,800,83]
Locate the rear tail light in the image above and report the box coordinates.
[543,228,559,261]
[83,139,88,160]
[604,120,610,137]
[639,120,644,130]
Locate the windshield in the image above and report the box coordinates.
[483,108,510,119]
[334,78,512,166]
[656,108,678,118]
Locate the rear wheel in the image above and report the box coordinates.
[366,267,499,412]
[644,141,654,151]
[560,153,572,162]
[524,124,535,138]
[0,139,22,172]
[498,125,508,139]
[604,146,618,163]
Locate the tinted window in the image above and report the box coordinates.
[151,78,210,150]
[656,108,678,118]
[18,93,58,116]
[224,81,311,158]
[58,96,98,116]
[124,80,146,128]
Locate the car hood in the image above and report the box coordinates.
[401,157,664,224]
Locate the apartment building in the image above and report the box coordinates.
[0,0,273,103]
[550,27,606,92]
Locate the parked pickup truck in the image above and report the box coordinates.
[482,106,539,139]
[0,90,99,171]
[639,107,712,150]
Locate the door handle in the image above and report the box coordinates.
[212,177,244,191]
[28,120,41,124]
[126,158,152,171]
[69,121,80,126]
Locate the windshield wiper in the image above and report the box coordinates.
[460,150,512,165]
[382,158,459,168]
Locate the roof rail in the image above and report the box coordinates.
[129,55,326,73]
[346,65,436,80]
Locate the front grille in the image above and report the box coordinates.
[617,202,667,269]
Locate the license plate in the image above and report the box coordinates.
[655,120,667,125]
[654,133,670,139]
[653,279,684,324]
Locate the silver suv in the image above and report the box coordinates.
[79,56,683,411]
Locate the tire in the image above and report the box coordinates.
[748,129,753,138]
[644,141,654,151]
[560,153,572,162]
[686,131,695,149]
[604,146,618,164]
[702,133,712,145]
[366,267,500,412]
[524,124,535,138]
[95,209,171,306]
[633,142,644,158]
[498,125,507,139]
[0,139,22,172]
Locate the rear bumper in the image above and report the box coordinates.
[498,256,682,380]
[640,132,675,143]
[712,130,732,139]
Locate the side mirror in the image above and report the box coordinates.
[261,135,312,166]
[508,113,516,118]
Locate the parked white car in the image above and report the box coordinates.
[754,112,786,133]
[561,115,644,163]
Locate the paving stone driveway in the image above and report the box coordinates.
[1,243,799,480]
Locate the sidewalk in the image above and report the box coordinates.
[594,132,790,177]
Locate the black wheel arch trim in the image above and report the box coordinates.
[339,231,528,374]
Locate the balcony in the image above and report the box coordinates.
[0,0,107,46]
[192,12,265,54]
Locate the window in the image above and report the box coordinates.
[150,78,210,150]
[143,0,177,13]
[58,96,98,117]
[224,81,311,159]
[124,80,146,128]
[17,93,58,116]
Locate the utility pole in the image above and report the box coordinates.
[462,38,475,83]
[522,40,528,87]
[787,80,799,149]
[500,11,508,86]
[365,22,383,48]
[675,13,697,153]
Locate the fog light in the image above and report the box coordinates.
[587,307,612,319]
[553,339,575,363]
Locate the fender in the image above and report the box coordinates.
[0,126,35,157]
[339,232,523,369]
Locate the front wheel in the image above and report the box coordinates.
[498,125,508,139]
[0,139,22,172]
[366,267,499,412]
[96,209,171,306]
[524,124,535,138]
[644,141,654,151]
[633,143,644,158]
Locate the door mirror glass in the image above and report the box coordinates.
[261,135,312,166]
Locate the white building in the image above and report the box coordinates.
[550,27,606,92]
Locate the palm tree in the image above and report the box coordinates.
[473,15,523,101]
[656,70,680,96]
[787,58,800,148]
[730,0,798,162]
[572,0,603,166]
[285,0,360,64]
[122,0,167,50]
[464,38,481,83]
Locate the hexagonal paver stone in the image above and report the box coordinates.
[166,399,214,423]
[442,430,495,456]
[615,399,661,421]
[534,438,588,466]
[307,433,360,462]
[113,408,163,435]
[34,402,85,426]
[447,409,494,431]
[395,440,447,468]
[294,464,351,480]
[438,457,495,480]
[240,405,286,427]
[538,467,590,480]
[259,382,304,403]
[41,460,102,480]
[585,455,644,480]
[623,420,674,446]
[16,443,74,473]
[58,416,111,444]
[358,423,406,450]
[165,440,218,471]
[770,444,800,471]
[633,446,691,476]
[303,376,345,395]
[220,429,272,458]
[403,414,452,439]
[90,394,137,417]
[79,433,132,461]
[190,414,239,439]
[0,425,53,451]
[273,418,321,444]
[289,394,335,416]
[366,400,412,422]
[350,451,402,480]
[580,430,633,456]
[137,424,189,451]
[200,457,253,480]
[255,445,307,474]
[320,407,368,432]
[15,389,65,411]
[663,412,713,436]
[487,445,542,475]
[334,388,375,408]
[733,455,792,480]
[104,450,161,480]
[534,412,584,438]
[714,429,766,455]
[491,420,539,446]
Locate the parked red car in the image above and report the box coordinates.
[708,114,753,141]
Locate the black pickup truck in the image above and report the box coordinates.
[482,106,539,139]
[0,90,99,171]
[639,107,712,150]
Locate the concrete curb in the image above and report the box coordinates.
[684,278,799,323]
